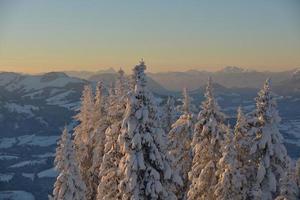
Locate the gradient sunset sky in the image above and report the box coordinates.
[0,0,299,73]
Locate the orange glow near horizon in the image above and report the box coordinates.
[0,1,299,73]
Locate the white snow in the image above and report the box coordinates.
[0,191,35,200]
[9,159,47,168]
[46,90,76,108]
[0,155,19,160]
[5,73,83,92]
[280,120,300,147]
[37,167,58,178]
[22,173,35,181]
[33,152,55,158]
[5,103,39,117]
[0,72,20,85]
[0,137,17,149]
[0,173,14,182]
[17,135,59,147]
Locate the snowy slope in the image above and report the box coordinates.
[0,191,35,200]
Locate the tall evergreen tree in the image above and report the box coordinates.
[187,77,227,200]
[249,79,289,200]
[118,60,175,200]
[51,127,86,200]
[97,70,128,200]
[214,126,246,200]
[89,82,109,200]
[167,88,193,199]
[115,68,129,98]
[233,107,256,198]
[73,85,95,199]
[162,96,176,133]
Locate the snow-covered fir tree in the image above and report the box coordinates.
[73,85,95,199]
[249,79,290,200]
[214,126,246,200]
[162,96,176,133]
[97,69,128,200]
[118,60,175,200]
[51,127,86,200]
[179,88,197,115]
[115,68,129,97]
[275,159,299,200]
[167,88,193,199]
[233,107,256,198]
[88,82,109,200]
[187,77,227,200]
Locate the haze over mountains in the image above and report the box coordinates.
[64,66,300,94]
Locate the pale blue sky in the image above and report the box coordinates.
[0,0,299,73]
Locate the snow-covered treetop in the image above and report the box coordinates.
[133,59,147,92]
[75,84,94,123]
[118,68,125,77]
[255,79,280,124]
[54,127,71,172]
[115,68,127,98]
[198,77,226,122]
[235,107,249,133]
[95,82,104,112]
[182,88,190,114]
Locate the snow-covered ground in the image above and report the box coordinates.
[17,135,59,147]
[0,155,19,160]
[0,135,59,149]
[46,90,76,108]
[9,159,47,168]
[32,152,55,158]
[22,173,35,181]
[3,72,84,93]
[0,191,35,200]
[4,103,39,118]
[0,138,17,149]
[0,173,14,182]
[280,119,300,147]
[37,167,58,178]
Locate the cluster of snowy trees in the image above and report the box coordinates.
[50,60,300,200]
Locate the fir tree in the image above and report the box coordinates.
[179,87,196,115]
[89,82,109,200]
[214,126,246,200]
[73,85,95,199]
[97,70,128,200]
[167,88,193,198]
[187,77,227,200]
[162,96,176,133]
[118,60,175,200]
[51,127,86,200]
[233,107,256,198]
[249,79,289,200]
[115,68,129,98]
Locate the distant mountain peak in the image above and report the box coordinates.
[219,66,245,73]
[41,72,68,82]
[96,67,116,74]
[292,68,300,78]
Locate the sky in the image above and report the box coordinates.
[0,0,299,73]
